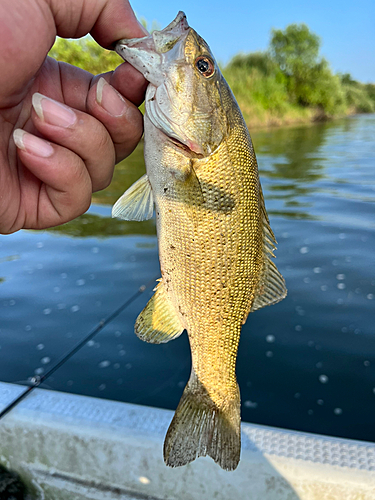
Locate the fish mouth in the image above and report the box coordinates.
[116,11,189,51]
[115,12,189,85]
[152,11,190,53]
[159,11,189,33]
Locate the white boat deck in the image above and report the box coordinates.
[0,381,374,499]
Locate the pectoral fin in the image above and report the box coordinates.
[112,174,154,221]
[135,280,184,343]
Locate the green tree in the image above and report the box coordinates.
[269,24,347,115]
[270,24,320,78]
[305,59,346,115]
[270,24,321,105]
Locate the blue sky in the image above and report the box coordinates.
[130,0,375,83]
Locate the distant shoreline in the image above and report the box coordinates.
[246,109,361,132]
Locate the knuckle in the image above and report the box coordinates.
[95,173,112,192]
[72,190,92,218]
[96,127,112,153]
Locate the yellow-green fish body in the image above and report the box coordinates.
[113,12,286,471]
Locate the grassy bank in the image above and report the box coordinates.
[223,63,316,129]
[49,24,375,130]
[222,59,375,129]
[222,24,375,129]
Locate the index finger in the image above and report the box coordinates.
[50,0,148,46]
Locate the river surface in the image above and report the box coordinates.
[0,114,374,442]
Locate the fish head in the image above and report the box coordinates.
[116,12,227,157]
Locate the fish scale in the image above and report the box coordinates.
[112,11,287,470]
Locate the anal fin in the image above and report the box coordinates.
[112,174,154,221]
[135,280,184,343]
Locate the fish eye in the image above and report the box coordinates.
[195,56,215,77]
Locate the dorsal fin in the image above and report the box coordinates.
[250,257,287,312]
[249,189,287,315]
[112,174,154,221]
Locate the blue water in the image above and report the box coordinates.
[0,114,374,442]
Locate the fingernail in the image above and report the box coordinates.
[96,77,127,117]
[13,129,54,158]
[32,93,77,128]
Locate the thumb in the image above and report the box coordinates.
[0,0,147,105]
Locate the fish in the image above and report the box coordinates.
[112,12,287,471]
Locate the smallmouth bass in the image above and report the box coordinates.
[113,12,287,471]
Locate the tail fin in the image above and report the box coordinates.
[163,369,241,471]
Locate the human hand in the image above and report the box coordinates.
[0,0,148,234]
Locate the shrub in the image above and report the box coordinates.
[49,37,122,74]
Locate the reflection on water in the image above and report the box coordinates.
[253,123,329,220]
[92,143,145,206]
[46,145,156,238]
[47,213,156,238]
[53,114,375,233]
[0,114,374,444]
[254,116,375,226]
